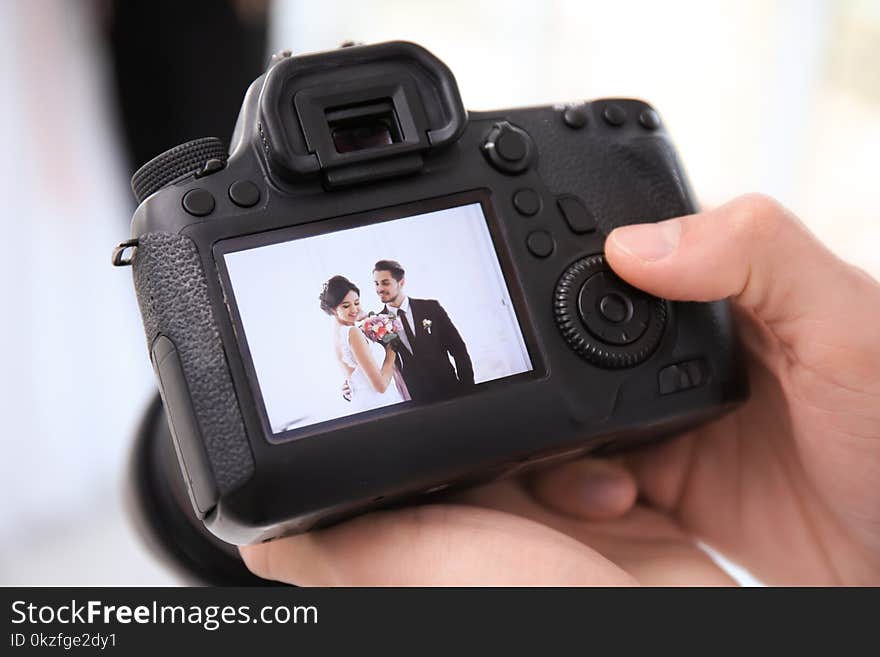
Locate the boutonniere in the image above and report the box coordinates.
[422,318,433,335]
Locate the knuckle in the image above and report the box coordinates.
[728,193,787,242]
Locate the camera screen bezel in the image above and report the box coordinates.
[213,189,546,445]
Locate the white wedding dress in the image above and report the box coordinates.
[338,324,405,412]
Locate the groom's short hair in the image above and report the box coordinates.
[373,259,405,282]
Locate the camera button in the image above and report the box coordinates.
[526,231,555,258]
[602,103,627,126]
[562,106,588,129]
[497,130,527,161]
[482,122,534,174]
[658,360,707,395]
[182,188,215,216]
[513,189,541,216]
[639,108,661,130]
[557,195,597,234]
[228,180,261,208]
[599,293,631,324]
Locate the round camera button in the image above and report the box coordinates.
[228,180,260,208]
[496,129,528,162]
[599,293,631,324]
[639,108,661,130]
[527,231,555,258]
[562,106,588,129]
[182,188,215,216]
[602,103,627,126]
[482,122,534,174]
[513,189,541,216]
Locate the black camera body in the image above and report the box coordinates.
[118,41,747,545]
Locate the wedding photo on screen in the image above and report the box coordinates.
[222,201,533,436]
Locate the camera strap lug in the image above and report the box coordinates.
[112,238,139,267]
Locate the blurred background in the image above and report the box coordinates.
[0,0,877,585]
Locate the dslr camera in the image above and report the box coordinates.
[115,42,747,561]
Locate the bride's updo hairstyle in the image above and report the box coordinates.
[319,275,360,315]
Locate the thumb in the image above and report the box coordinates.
[605,194,878,334]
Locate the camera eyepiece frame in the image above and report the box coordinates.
[257,41,467,186]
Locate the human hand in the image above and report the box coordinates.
[592,193,880,585]
[239,457,735,585]
[242,195,880,586]
[386,336,404,354]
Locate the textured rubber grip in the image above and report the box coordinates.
[131,137,227,204]
[132,232,255,497]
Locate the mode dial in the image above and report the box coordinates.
[130,137,227,204]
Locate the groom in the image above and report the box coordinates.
[373,259,474,403]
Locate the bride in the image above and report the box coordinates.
[320,275,406,411]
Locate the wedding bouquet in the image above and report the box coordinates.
[358,312,404,350]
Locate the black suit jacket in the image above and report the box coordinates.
[383,298,474,402]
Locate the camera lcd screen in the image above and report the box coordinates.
[219,197,534,439]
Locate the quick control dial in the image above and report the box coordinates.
[554,254,667,368]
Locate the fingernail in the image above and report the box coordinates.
[611,219,681,261]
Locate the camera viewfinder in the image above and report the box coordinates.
[326,100,402,154]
